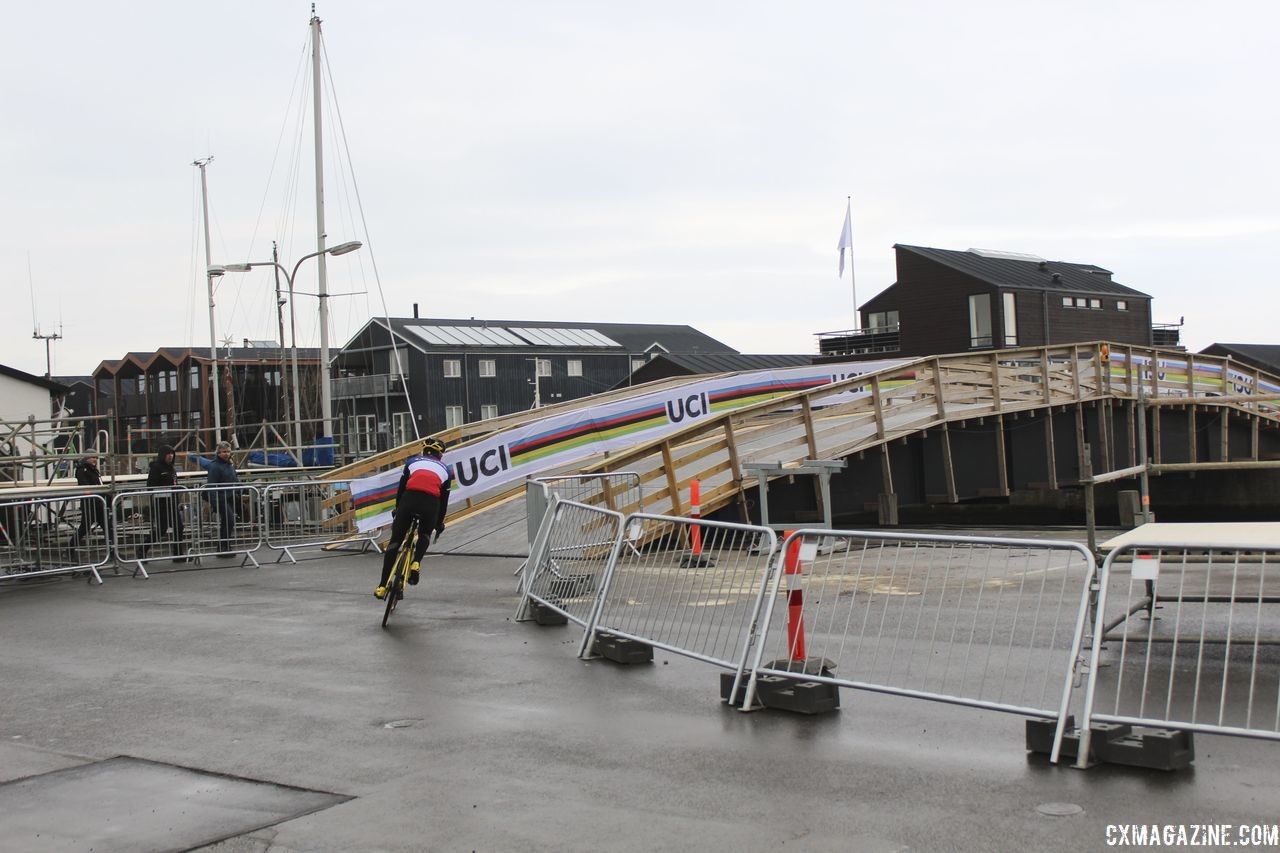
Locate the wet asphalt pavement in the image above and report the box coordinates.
[1,541,1276,852]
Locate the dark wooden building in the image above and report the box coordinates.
[1198,343,1280,378]
[93,345,320,457]
[332,317,737,456]
[819,245,1174,360]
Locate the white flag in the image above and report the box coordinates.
[837,202,853,276]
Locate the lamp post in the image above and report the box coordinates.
[211,240,361,464]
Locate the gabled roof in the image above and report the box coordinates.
[94,346,320,377]
[365,317,738,355]
[617,353,814,389]
[1199,343,1280,377]
[0,363,69,393]
[894,244,1150,298]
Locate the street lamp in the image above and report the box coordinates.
[211,240,361,464]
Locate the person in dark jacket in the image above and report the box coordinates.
[200,441,240,556]
[72,450,111,548]
[145,444,187,561]
[375,438,451,600]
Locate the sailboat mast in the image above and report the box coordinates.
[311,6,334,443]
[195,156,223,446]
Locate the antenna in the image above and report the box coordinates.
[28,253,62,378]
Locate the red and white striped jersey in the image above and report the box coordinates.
[400,455,452,497]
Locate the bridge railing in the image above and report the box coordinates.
[1078,540,1280,765]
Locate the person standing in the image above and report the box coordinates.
[146,444,187,562]
[375,438,451,600]
[72,450,112,549]
[200,441,241,557]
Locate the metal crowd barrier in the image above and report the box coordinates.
[262,482,379,563]
[742,530,1096,753]
[110,486,193,577]
[188,483,263,566]
[516,497,625,655]
[1078,542,1280,765]
[584,513,778,671]
[0,493,112,584]
[525,472,644,556]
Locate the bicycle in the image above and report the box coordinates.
[381,521,439,628]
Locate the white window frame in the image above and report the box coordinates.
[1116,300,1128,311]
[347,414,376,454]
[535,358,552,377]
[567,359,583,377]
[1002,292,1018,346]
[1089,298,1102,309]
[391,411,413,447]
[630,358,646,373]
[1062,296,1073,308]
[478,359,496,378]
[968,293,992,348]
[443,359,461,378]
[444,405,464,428]
[480,403,499,421]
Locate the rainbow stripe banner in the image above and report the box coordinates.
[350,357,908,532]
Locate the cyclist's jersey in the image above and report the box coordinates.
[398,454,452,498]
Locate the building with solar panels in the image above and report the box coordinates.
[331,315,737,456]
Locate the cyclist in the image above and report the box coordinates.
[375,438,452,600]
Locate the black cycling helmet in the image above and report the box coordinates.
[421,437,446,457]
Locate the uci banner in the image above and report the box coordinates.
[350,357,910,532]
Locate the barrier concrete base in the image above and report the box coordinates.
[527,599,569,626]
[1025,717,1194,771]
[593,632,653,664]
[720,671,840,715]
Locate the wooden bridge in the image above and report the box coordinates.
[324,343,1280,532]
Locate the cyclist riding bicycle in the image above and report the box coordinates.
[375,438,452,600]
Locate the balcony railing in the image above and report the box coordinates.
[1151,323,1182,349]
[816,325,901,357]
[332,373,401,398]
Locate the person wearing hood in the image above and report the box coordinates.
[72,450,111,549]
[199,441,240,556]
[145,444,187,562]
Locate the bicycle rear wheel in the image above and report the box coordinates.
[381,525,416,628]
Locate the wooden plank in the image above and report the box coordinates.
[940,422,959,502]
[871,375,886,438]
[1074,402,1086,478]
[880,443,894,497]
[801,397,819,458]
[990,352,1003,413]
[1220,406,1230,462]
[1044,404,1058,490]
[1153,404,1163,464]
[721,419,751,523]
[661,442,682,517]
[994,413,1009,496]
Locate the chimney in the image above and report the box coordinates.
[413,303,419,319]
[1051,273,1061,282]
[243,337,250,348]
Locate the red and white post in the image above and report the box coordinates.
[783,530,807,662]
[690,479,703,557]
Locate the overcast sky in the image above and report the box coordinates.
[3,1,1277,377]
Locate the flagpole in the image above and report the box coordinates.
[846,196,858,330]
